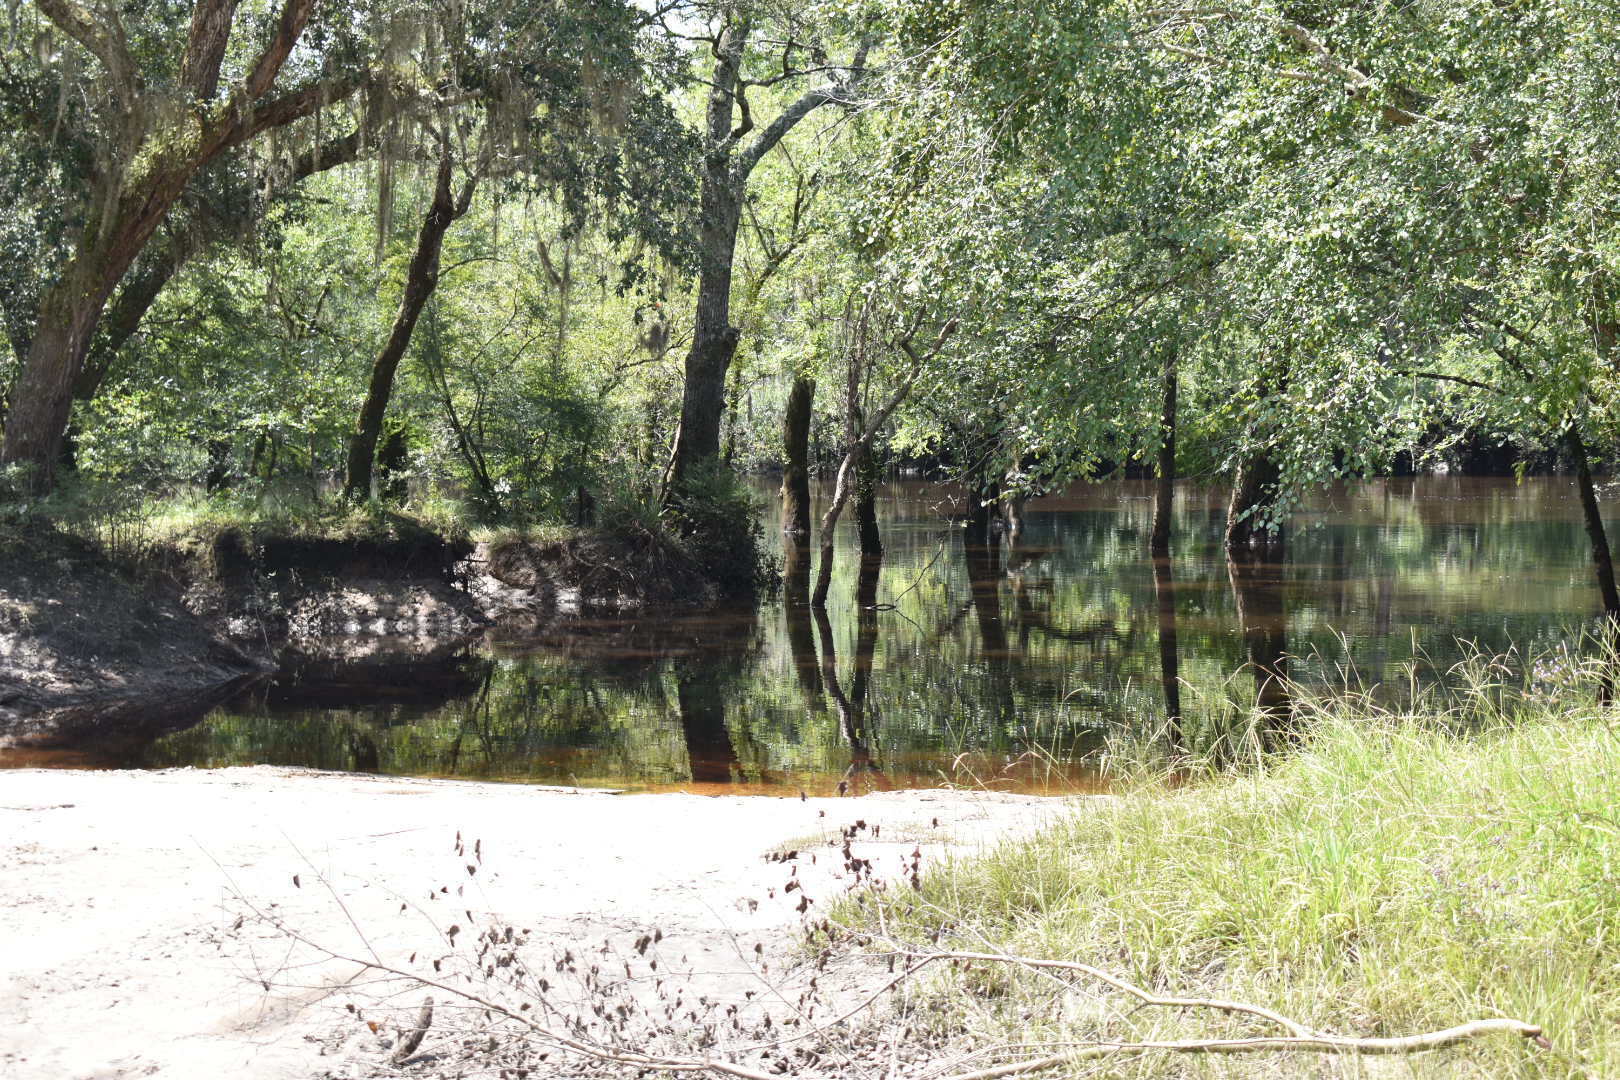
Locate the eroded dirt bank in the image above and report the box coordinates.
[0,519,732,750]
[0,767,1074,1080]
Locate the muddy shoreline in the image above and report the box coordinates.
[0,766,1074,1079]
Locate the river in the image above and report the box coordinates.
[7,476,1608,793]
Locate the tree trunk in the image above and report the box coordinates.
[665,19,863,502]
[1150,351,1177,556]
[1566,425,1620,617]
[1225,451,1283,551]
[855,443,882,556]
[2,0,354,494]
[1566,425,1620,701]
[376,422,410,502]
[667,177,743,495]
[1001,485,1025,545]
[811,452,856,608]
[965,478,1000,546]
[75,246,189,401]
[344,153,470,501]
[2,260,120,491]
[781,374,815,537]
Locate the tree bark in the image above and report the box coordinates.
[1150,350,1177,556]
[344,152,473,501]
[1225,451,1283,551]
[781,374,815,537]
[666,22,749,499]
[666,24,870,503]
[4,258,122,489]
[965,478,1000,546]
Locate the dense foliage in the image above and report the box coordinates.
[2,0,1618,597]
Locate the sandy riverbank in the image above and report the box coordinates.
[0,767,1074,1079]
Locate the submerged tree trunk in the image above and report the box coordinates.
[1225,451,1284,551]
[812,455,857,608]
[1151,351,1177,556]
[344,152,474,501]
[965,478,1000,547]
[855,435,882,557]
[1001,484,1026,545]
[781,374,815,537]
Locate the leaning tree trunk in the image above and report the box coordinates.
[781,374,815,537]
[811,453,858,608]
[1,0,350,493]
[1225,451,1283,551]
[3,257,128,490]
[1566,425,1620,618]
[1150,350,1177,557]
[344,153,472,501]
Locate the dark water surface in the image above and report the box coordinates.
[5,477,1607,793]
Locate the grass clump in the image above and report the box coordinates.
[845,683,1620,1077]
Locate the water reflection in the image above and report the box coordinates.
[5,477,1610,793]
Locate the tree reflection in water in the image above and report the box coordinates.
[85,478,1613,792]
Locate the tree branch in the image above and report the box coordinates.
[36,0,138,111]
[243,0,316,100]
[181,0,241,100]
[1390,369,1503,394]
[734,35,874,182]
[233,73,368,146]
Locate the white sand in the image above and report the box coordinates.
[0,767,1072,1079]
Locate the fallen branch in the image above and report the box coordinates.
[937,1020,1547,1080]
[229,860,1546,1080]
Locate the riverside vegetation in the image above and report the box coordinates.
[825,651,1620,1079]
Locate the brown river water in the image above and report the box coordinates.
[3,476,1608,794]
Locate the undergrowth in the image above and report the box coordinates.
[835,652,1620,1078]
[0,477,475,571]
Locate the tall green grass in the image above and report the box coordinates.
[847,656,1620,1077]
